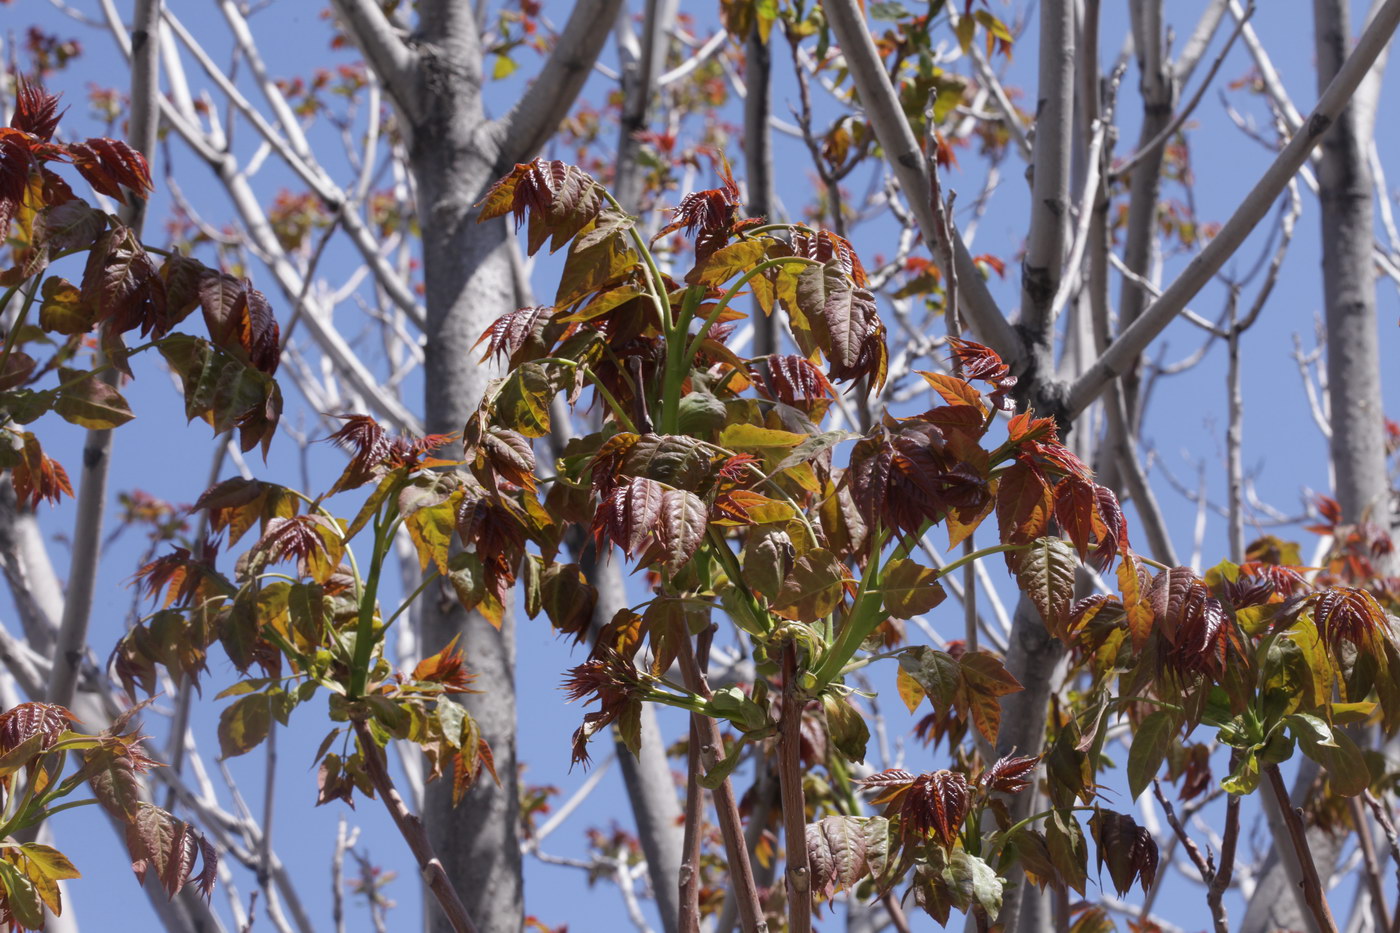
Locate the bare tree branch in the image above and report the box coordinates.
[822,0,1021,365]
[327,0,420,122]
[1068,0,1400,418]
[495,0,626,170]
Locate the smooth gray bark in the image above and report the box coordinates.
[331,2,621,929]
[1242,2,1392,930]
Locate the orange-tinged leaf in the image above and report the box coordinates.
[996,460,1052,548]
[918,371,986,413]
[1118,551,1154,651]
[959,650,1023,745]
[897,665,926,713]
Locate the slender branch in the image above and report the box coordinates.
[495,0,626,169]
[779,643,811,933]
[1351,796,1393,933]
[677,626,713,933]
[1264,764,1339,933]
[821,0,1020,364]
[326,0,420,122]
[351,721,479,933]
[50,0,163,709]
[1068,0,1400,417]
[1110,4,1252,181]
[675,634,768,933]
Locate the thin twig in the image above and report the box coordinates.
[1265,764,1340,933]
[779,643,811,933]
[351,721,479,933]
[675,632,767,933]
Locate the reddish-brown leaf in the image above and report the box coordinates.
[65,137,152,203]
[0,703,76,755]
[1053,475,1098,561]
[474,305,553,364]
[412,635,477,693]
[947,338,1016,409]
[591,477,665,559]
[2,430,74,508]
[9,77,64,142]
[1088,809,1158,896]
[1310,585,1388,655]
[652,151,742,245]
[197,271,280,374]
[995,459,1053,549]
[79,225,166,338]
[477,159,603,255]
[980,755,1039,794]
[899,770,970,848]
[795,261,887,388]
[761,354,835,405]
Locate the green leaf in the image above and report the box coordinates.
[881,558,947,619]
[18,843,81,882]
[1015,536,1077,637]
[1127,710,1175,801]
[38,276,94,335]
[1289,715,1370,796]
[217,693,272,759]
[770,430,859,476]
[158,334,281,454]
[899,646,962,710]
[945,850,1005,921]
[718,422,809,459]
[405,492,459,575]
[822,693,870,762]
[772,547,845,622]
[1220,749,1260,795]
[53,368,135,429]
[493,361,557,437]
[0,861,44,930]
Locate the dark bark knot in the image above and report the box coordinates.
[1308,113,1334,138]
[1020,261,1056,310]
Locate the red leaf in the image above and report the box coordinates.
[980,755,1039,794]
[652,150,742,244]
[65,137,152,203]
[592,477,665,559]
[995,459,1053,549]
[791,228,868,286]
[10,76,64,142]
[947,338,1016,409]
[899,770,970,848]
[197,271,280,374]
[761,354,835,405]
[477,159,602,255]
[1310,586,1388,655]
[0,702,77,754]
[475,305,552,363]
[1053,475,1098,562]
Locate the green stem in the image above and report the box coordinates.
[938,542,1026,578]
[348,505,390,698]
[5,798,101,836]
[604,192,673,330]
[530,357,637,433]
[813,526,890,687]
[705,528,769,634]
[659,287,702,435]
[385,569,439,629]
[682,256,820,362]
[0,278,42,386]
